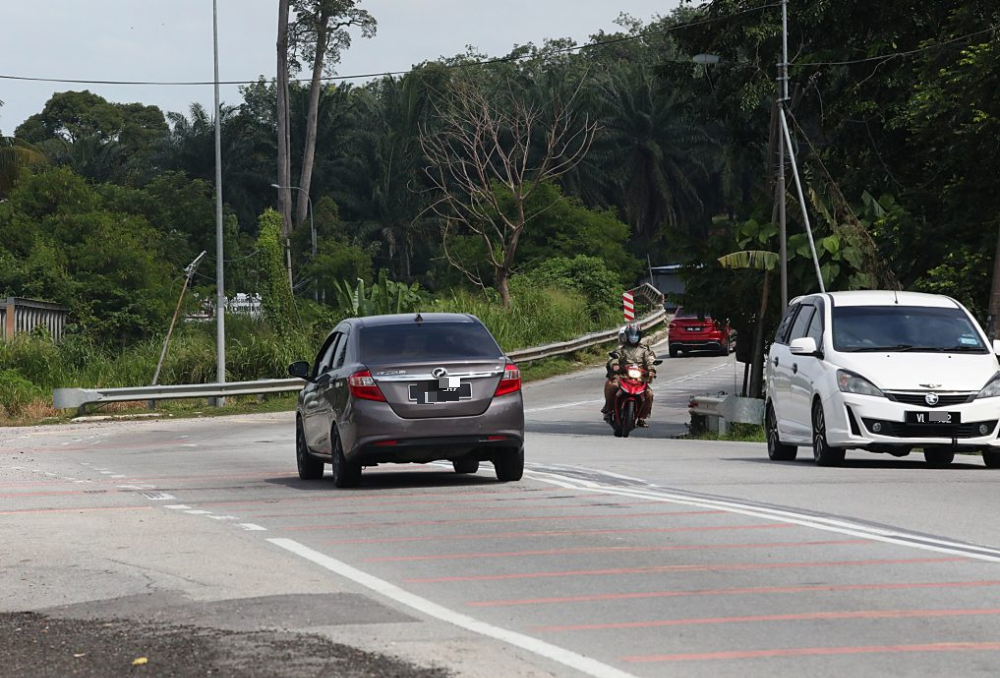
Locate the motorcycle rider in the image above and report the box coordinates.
[602,322,657,427]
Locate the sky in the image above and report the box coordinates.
[0,0,684,135]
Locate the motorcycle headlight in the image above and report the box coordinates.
[627,367,643,380]
[836,369,884,397]
[977,372,1000,399]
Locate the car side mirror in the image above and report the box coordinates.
[993,339,1000,356]
[789,337,820,356]
[288,361,313,382]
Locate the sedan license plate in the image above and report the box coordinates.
[408,382,472,404]
[906,411,960,424]
[687,326,702,332]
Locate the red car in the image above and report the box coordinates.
[668,308,734,357]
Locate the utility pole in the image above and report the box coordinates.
[213,0,227,405]
[151,251,207,405]
[777,0,789,310]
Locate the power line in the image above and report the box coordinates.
[0,4,780,88]
[792,26,997,68]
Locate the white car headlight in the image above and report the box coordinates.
[836,369,884,397]
[977,372,1000,399]
[627,367,643,380]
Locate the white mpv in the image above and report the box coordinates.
[765,291,1000,468]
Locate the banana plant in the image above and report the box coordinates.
[333,269,422,317]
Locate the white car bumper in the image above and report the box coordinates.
[823,391,1000,450]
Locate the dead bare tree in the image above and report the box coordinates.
[419,80,598,308]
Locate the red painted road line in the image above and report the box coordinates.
[283,510,744,532]
[470,579,1000,608]
[405,557,963,583]
[13,439,192,453]
[622,642,1000,663]
[253,499,662,519]
[363,538,862,563]
[538,607,1000,632]
[0,505,154,516]
[324,515,731,544]
[189,487,561,509]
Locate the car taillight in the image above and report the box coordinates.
[348,370,386,402]
[494,364,521,397]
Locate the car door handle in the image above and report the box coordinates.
[772,357,779,367]
[792,363,798,374]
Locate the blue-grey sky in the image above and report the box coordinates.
[0,0,684,134]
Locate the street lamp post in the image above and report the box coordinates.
[212,0,226,405]
[271,183,316,299]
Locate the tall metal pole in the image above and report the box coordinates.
[213,0,227,404]
[777,0,790,309]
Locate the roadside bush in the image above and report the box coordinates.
[0,370,43,417]
[521,255,623,325]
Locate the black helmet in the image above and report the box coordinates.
[624,323,642,346]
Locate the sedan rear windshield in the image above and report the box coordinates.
[359,321,503,363]
[832,305,988,353]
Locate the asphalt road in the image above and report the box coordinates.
[3,351,1000,678]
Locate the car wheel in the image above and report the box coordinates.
[812,401,845,467]
[453,458,479,474]
[669,347,679,358]
[982,450,1000,469]
[494,447,524,482]
[330,426,361,488]
[923,447,955,469]
[621,400,636,438]
[296,418,325,480]
[766,403,797,461]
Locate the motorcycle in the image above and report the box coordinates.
[607,351,663,438]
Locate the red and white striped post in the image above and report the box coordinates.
[622,291,635,322]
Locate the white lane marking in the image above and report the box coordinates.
[238,523,267,531]
[141,492,176,501]
[524,470,1000,563]
[268,538,640,678]
[118,484,156,490]
[208,515,239,521]
[110,475,127,479]
[526,398,603,414]
[165,505,192,510]
[184,510,212,515]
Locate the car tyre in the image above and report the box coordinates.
[494,447,524,482]
[330,427,361,488]
[296,418,325,480]
[812,401,845,467]
[669,347,679,358]
[453,458,479,474]
[983,451,1000,469]
[766,403,797,461]
[923,447,955,469]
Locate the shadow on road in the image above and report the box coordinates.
[266,469,504,492]
[726,456,986,471]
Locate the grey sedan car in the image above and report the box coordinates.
[288,313,525,487]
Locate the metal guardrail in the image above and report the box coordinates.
[688,393,765,435]
[53,379,306,414]
[52,309,669,414]
[508,308,667,363]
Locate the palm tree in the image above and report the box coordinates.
[591,62,714,241]
[334,76,430,281]
[0,137,47,197]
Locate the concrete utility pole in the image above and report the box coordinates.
[213,0,227,405]
[777,0,789,309]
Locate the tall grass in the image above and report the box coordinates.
[1,285,613,420]
[432,283,610,352]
